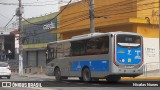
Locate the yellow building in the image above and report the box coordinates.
[53,0,159,67]
[53,0,159,40]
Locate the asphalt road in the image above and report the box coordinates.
[0,73,160,90]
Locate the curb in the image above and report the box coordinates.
[23,74,55,79]
[121,76,160,81]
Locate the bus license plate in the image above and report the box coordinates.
[124,65,134,69]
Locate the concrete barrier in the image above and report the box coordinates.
[12,66,45,74]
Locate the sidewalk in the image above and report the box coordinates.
[25,73,80,80]
[12,72,55,79]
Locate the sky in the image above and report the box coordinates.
[0,0,79,30]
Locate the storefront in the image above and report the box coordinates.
[23,13,58,67]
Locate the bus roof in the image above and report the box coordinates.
[48,31,141,44]
[108,31,141,36]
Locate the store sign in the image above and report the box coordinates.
[43,22,56,30]
[23,18,57,44]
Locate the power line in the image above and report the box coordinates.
[60,0,157,19]
[95,5,158,17]
[60,17,89,30]
[95,0,146,10]
[0,0,9,3]
[57,3,158,29]
[23,3,59,6]
[22,13,89,31]
[23,14,89,35]
[83,0,90,6]
[22,0,59,4]
[23,15,89,38]
[4,15,16,28]
[95,1,158,13]
[54,0,157,25]
[22,0,158,37]
[0,0,73,6]
[0,2,59,6]
[0,13,10,20]
[95,6,159,25]
[79,0,90,9]
[22,0,158,27]
[61,0,155,18]
[23,16,89,38]
[59,13,89,23]
[22,0,72,26]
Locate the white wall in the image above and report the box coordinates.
[143,38,160,71]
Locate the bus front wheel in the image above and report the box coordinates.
[54,68,61,81]
[82,67,91,82]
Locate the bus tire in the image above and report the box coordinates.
[61,77,68,80]
[54,68,61,81]
[91,78,99,82]
[79,77,82,81]
[106,76,121,82]
[82,67,91,82]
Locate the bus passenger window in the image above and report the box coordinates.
[64,42,71,57]
[101,37,109,54]
[70,36,109,56]
[71,40,86,56]
[86,39,100,54]
[46,47,55,64]
[86,36,109,55]
[56,44,64,58]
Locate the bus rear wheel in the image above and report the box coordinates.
[82,67,91,82]
[54,68,61,81]
[79,77,83,81]
[106,76,121,82]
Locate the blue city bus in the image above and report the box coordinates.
[45,32,143,82]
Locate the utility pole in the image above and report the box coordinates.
[158,0,160,72]
[89,0,95,33]
[17,0,23,76]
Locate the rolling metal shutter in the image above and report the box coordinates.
[38,51,46,67]
[28,51,37,67]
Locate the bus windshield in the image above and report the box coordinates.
[116,34,141,47]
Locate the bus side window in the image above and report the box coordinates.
[57,44,64,58]
[64,42,71,57]
[71,40,86,56]
[86,38,99,55]
[101,36,109,54]
[46,47,53,64]
[86,36,109,55]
